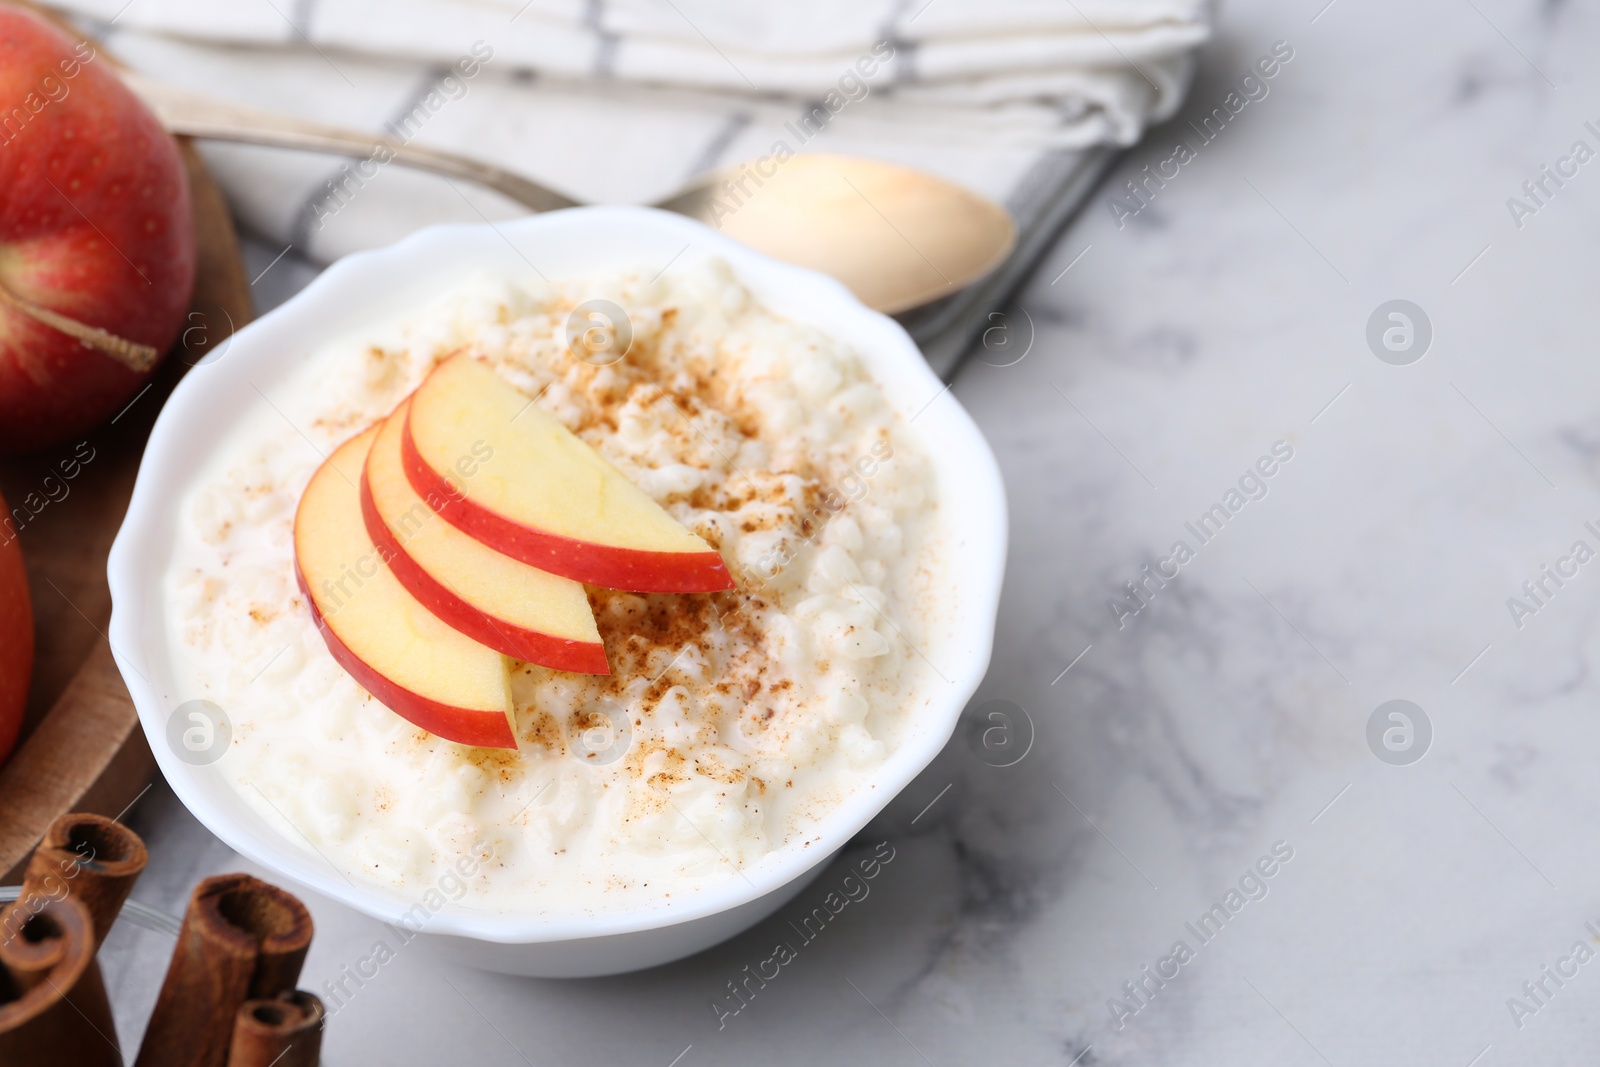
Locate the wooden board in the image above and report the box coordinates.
[0,137,253,883]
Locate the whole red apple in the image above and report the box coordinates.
[0,491,32,766]
[0,6,195,455]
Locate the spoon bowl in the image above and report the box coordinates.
[660,154,1016,315]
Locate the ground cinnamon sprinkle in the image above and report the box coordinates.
[522,706,565,755]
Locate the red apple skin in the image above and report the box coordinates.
[400,408,736,594]
[0,7,196,455]
[293,559,517,750]
[0,491,34,765]
[358,471,610,674]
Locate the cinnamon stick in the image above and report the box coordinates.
[226,991,324,1067]
[21,813,149,950]
[0,897,122,1067]
[135,873,315,1067]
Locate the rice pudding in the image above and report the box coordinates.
[163,257,946,916]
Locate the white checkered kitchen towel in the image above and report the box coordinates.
[49,0,1209,369]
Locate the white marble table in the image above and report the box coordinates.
[101,0,1600,1062]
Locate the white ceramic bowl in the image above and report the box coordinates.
[107,206,1007,977]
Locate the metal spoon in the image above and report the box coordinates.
[124,73,1016,315]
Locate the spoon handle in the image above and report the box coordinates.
[122,72,579,214]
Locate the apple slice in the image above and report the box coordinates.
[294,424,517,749]
[363,399,608,674]
[402,355,735,593]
